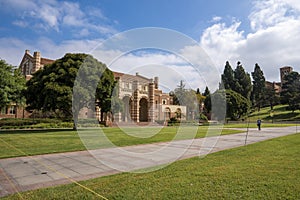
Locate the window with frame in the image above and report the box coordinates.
[9,106,16,114]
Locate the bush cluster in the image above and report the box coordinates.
[0,118,72,129]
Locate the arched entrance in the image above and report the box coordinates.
[139,98,148,122]
[122,96,132,122]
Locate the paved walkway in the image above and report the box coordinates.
[0,126,298,197]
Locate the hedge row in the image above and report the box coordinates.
[0,118,63,127]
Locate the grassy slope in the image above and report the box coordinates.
[3,133,300,199]
[0,127,241,159]
[248,104,300,122]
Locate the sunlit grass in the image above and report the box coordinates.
[248,104,300,122]
[0,126,242,159]
[3,133,299,199]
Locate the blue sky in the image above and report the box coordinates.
[1,0,300,91]
[0,0,252,42]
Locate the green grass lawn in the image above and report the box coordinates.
[3,133,299,199]
[0,126,242,159]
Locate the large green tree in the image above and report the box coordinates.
[226,89,251,120]
[204,89,226,121]
[233,61,252,99]
[281,71,300,112]
[26,53,115,127]
[251,63,266,111]
[221,61,235,90]
[205,89,250,121]
[264,85,279,110]
[0,59,26,109]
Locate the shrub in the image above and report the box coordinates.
[0,118,62,127]
[197,113,208,122]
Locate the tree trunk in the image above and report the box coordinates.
[100,111,104,122]
[73,109,79,130]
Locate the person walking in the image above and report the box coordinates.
[257,119,261,130]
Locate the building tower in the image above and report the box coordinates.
[280,66,293,86]
[33,51,41,73]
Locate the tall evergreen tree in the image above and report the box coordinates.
[265,85,279,110]
[281,71,300,112]
[202,86,210,96]
[233,61,252,99]
[221,61,235,90]
[251,63,266,111]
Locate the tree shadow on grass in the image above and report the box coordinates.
[265,112,300,121]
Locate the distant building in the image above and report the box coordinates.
[0,105,30,119]
[96,72,186,123]
[265,66,294,94]
[280,66,293,86]
[0,50,54,119]
[19,50,54,80]
[265,81,281,94]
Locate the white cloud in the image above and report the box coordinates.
[200,20,245,70]
[39,4,61,30]
[12,20,28,28]
[200,0,300,82]
[249,0,300,31]
[2,0,116,35]
[211,16,222,22]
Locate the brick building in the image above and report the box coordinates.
[1,50,186,123]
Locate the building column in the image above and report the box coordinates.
[114,112,122,122]
[33,51,41,73]
[132,80,139,122]
[148,81,155,122]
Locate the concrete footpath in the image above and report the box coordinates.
[0,126,298,197]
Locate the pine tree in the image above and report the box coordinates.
[251,63,266,111]
[281,71,300,112]
[202,86,210,96]
[233,61,252,99]
[221,61,235,90]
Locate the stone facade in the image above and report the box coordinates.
[265,81,281,94]
[19,50,54,80]
[0,104,30,119]
[280,66,293,86]
[110,72,186,123]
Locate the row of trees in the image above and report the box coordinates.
[208,61,299,120]
[170,60,300,121]
[1,54,299,123]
